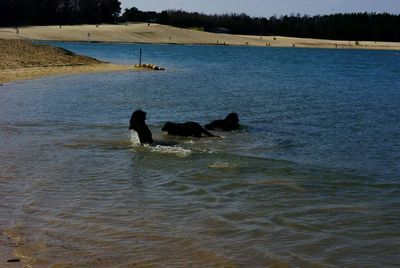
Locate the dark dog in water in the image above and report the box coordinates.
[205,113,239,131]
[129,110,154,145]
[162,121,217,138]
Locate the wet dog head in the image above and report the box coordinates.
[225,113,239,124]
[161,122,173,132]
[205,112,239,131]
[129,109,147,130]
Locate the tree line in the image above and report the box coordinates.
[121,9,400,42]
[1,1,399,42]
[0,0,121,26]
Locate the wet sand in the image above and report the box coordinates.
[1,229,22,268]
[1,23,399,50]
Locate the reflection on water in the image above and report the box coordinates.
[1,43,400,267]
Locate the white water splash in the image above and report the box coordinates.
[129,130,141,146]
[129,130,191,156]
[209,161,236,168]
[150,145,191,157]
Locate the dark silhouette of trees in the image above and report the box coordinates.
[0,0,121,26]
[120,7,157,23]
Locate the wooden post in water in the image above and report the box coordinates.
[139,48,142,66]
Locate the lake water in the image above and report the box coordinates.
[1,43,399,267]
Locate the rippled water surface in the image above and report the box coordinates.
[1,43,400,267]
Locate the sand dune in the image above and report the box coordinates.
[0,39,136,84]
[1,23,399,50]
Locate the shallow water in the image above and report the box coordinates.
[1,43,400,267]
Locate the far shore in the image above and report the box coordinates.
[1,23,399,84]
[1,23,400,51]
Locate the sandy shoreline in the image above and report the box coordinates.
[0,63,135,84]
[1,226,22,268]
[1,23,399,50]
[0,39,142,84]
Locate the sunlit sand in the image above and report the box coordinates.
[1,23,399,50]
[0,39,139,84]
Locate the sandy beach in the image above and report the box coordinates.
[1,221,22,268]
[1,23,400,50]
[0,39,137,84]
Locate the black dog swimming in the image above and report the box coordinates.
[162,121,217,138]
[129,110,154,145]
[205,113,239,131]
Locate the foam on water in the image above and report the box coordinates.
[209,161,236,169]
[129,130,191,156]
[129,130,141,146]
[150,145,191,157]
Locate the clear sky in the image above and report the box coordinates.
[119,0,400,17]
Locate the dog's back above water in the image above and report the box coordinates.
[205,113,240,131]
[162,121,217,138]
